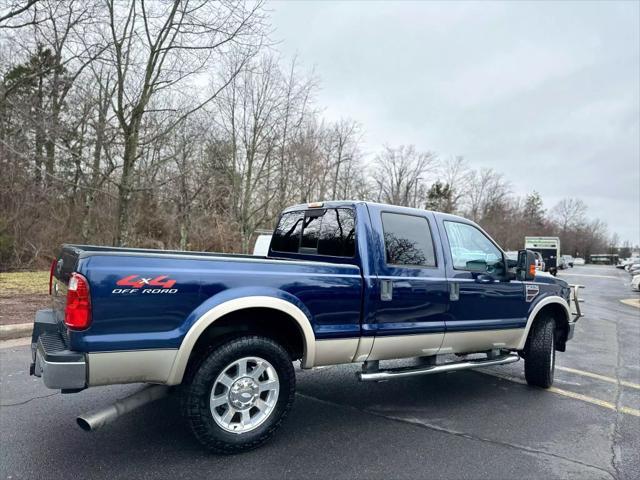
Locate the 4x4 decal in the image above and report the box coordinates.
[113,275,178,294]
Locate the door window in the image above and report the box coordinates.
[381,213,436,267]
[443,221,502,270]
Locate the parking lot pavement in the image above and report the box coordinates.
[1,265,639,479]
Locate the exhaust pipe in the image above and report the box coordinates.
[77,385,170,432]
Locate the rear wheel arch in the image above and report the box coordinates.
[167,297,316,385]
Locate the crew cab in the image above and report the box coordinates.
[30,201,583,453]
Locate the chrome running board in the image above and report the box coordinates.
[357,353,520,382]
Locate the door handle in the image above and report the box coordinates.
[449,282,459,301]
[380,280,393,301]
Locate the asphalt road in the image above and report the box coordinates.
[1,265,639,479]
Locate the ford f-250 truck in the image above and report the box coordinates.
[30,201,583,453]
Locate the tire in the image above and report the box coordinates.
[181,336,296,453]
[524,316,556,388]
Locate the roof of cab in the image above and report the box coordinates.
[281,200,472,224]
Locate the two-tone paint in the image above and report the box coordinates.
[50,201,573,387]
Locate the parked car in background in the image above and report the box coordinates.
[573,257,585,266]
[562,255,574,268]
[558,256,569,270]
[533,251,545,272]
[632,274,640,292]
[624,257,640,271]
[628,264,640,275]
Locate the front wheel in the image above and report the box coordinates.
[182,336,296,453]
[524,316,556,388]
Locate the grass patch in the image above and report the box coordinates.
[0,271,50,295]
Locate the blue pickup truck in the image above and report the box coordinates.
[31,201,582,453]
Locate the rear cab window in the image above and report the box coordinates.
[270,208,356,258]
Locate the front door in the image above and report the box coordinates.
[437,219,528,354]
[368,210,449,360]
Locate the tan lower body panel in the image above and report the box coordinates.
[87,349,178,386]
[352,336,374,362]
[438,328,525,354]
[313,338,359,366]
[367,333,444,361]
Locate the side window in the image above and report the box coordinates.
[272,208,356,257]
[318,208,356,257]
[444,221,502,270]
[381,213,436,267]
[271,211,304,253]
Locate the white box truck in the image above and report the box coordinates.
[525,236,561,275]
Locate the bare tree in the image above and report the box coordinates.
[552,198,587,232]
[80,68,117,241]
[216,54,291,251]
[274,56,315,212]
[0,0,38,26]
[104,0,266,245]
[329,118,361,199]
[438,155,471,213]
[465,168,510,223]
[372,145,436,207]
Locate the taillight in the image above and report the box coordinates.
[49,259,57,295]
[65,272,91,330]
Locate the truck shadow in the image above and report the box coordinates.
[25,365,614,479]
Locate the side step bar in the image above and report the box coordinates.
[357,353,520,382]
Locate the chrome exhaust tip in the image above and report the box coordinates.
[76,385,169,432]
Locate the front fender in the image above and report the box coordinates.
[516,295,570,350]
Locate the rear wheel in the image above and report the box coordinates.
[524,316,556,388]
[182,336,295,453]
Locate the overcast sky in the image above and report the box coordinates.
[270,0,640,245]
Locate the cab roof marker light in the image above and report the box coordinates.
[308,202,324,208]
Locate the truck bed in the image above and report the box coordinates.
[53,244,363,354]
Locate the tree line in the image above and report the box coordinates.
[0,0,627,270]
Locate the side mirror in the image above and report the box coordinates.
[516,249,536,281]
[466,259,488,272]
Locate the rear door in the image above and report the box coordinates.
[437,219,528,354]
[367,210,448,360]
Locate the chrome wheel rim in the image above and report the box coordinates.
[210,356,279,434]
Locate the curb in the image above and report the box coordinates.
[0,323,33,340]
